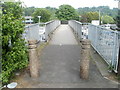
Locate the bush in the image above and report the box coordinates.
[1,2,28,84]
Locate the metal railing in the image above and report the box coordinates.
[23,23,42,42]
[88,24,120,72]
[23,20,61,42]
[45,20,61,41]
[68,20,82,41]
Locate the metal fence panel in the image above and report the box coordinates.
[45,20,61,40]
[68,20,82,41]
[23,20,60,43]
[24,23,44,42]
[88,24,120,72]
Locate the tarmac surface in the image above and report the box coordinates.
[50,25,78,45]
[15,25,118,88]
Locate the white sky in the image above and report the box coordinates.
[19,0,118,9]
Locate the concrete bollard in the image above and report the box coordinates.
[28,40,39,78]
[80,39,91,79]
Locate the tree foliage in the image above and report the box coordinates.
[1,2,28,84]
[77,6,118,18]
[32,8,51,23]
[55,4,79,21]
[80,14,88,23]
[86,12,99,23]
[80,12,99,23]
[116,10,120,28]
[102,15,115,24]
[45,6,57,20]
[24,6,36,16]
[23,5,118,23]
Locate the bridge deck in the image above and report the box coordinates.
[16,25,118,88]
[50,25,78,45]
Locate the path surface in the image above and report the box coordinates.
[16,25,118,88]
[50,25,78,45]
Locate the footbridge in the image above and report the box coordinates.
[20,20,120,88]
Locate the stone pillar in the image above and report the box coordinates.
[80,39,91,79]
[28,40,39,78]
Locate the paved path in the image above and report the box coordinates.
[50,25,78,45]
[16,25,118,88]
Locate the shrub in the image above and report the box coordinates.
[1,2,28,84]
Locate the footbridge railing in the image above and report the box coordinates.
[45,20,61,41]
[68,20,120,73]
[24,23,41,42]
[88,24,120,72]
[23,20,61,43]
[68,20,82,41]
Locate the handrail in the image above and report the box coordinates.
[45,20,54,25]
[88,23,119,33]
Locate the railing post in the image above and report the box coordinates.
[80,39,91,79]
[28,40,39,78]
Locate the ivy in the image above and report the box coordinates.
[1,2,28,84]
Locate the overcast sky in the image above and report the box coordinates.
[19,0,118,9]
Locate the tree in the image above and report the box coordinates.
[80,12,99,23]
[80,14,88,23]
[24,7,36,16]
[1,2,28,84]
[86,12,99,23]
[116,10,120,28]
[32,8,51,23]
[55,4,79,21]
[45,6,57,20]
[102,15,115,24]
[77,6,118,18]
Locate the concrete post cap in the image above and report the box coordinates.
[29,45,37,49]
[28,40,37,45]
[81,39,91,45]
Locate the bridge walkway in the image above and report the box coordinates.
[16,25,118,88]
[37,24,117,88]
